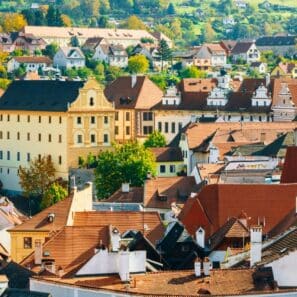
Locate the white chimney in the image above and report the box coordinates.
[118,251,130,282]
[203,258,211,276]
[265,73,270,87]
[34,240,42,265]
[110,227,121,252]
[122,183,130,193]
[131,75,137,88]
[196,227,205,248]
[194,259,201,277]
[250,226,262,267]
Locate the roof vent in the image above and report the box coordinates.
[47,213,55,223]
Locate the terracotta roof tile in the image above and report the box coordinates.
[105,187,144,203]
[179,184,297,237]
[144,177,200,209]
[12,56,52,65]
[10,197,72,232]
[104,76,163,110]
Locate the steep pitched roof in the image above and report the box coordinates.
[10,197,73,232]
[104,76,163,109]
[144,176,200,209]
[150,147,183,162]
[0,80,84,111]
[231,42,254,54]
[280,146,297,183]
[179,183,297,237]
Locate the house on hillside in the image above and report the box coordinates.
[271,62,297,79]
[231,41,260,64]
[7,56,52,73]
[53,47,85,69]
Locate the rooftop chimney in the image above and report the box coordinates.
[203,258,211,276]
[131,75,137,88]
[122,183,130,193]
[34,240,42,265]
[194,258,201,277]
[250,226,262,267]
[110,227,121,252]
[118,251,130,282]
[265,73,270,87]
[47,213,55,223]
[196,227,205,249]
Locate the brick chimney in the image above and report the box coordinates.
[34,240,42,265]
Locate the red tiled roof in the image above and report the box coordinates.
[10,197,73,232]
[12,56,52,65]
[281,146,297,183]
[104,76,163,109]
[105,187,144,203]
[179,183,297,237]
[144,176,200,209]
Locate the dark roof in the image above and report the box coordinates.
[1,288,51,297]
[232,42,254,54]
[256,36,297,47]
[150,147,183,162]
[227,143,266,156]
[0,80,84,112]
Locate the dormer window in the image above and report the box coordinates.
[89,97,94,106]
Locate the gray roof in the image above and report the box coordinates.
[0,80,85,112]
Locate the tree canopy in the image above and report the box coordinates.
[144,131,167,148]
[128,55,149,74]
[41,182,68,209]
[95,141,156,199]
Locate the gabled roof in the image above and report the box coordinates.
[144,176,200,209]
[59,47,85,59]
[231,42,254,54]
[150,147,183,162]
[0,80,84,111]
[10,197,73,232]
[179,183,297,237]
[276,62,297,74]
[104,76,163,109]
[280,146,297,183]
[10,56,52,65]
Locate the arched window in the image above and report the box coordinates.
[89,97,94,106]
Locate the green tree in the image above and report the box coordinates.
[41,182,68,209]
[128,55,149,74]
[180,66,207,78]
[42,43,59,59]
[124,15,147,30]
[201,22,216,42]
[95,141,156,199]
[46,5,63,26]
[167,2,176,15]
[0,78,11,90]
[105,65,123,82]
[18,155,56,198]
[70,36,80,47]
[144,131,166,148]
[80,0,100,18]
[155,39,172,71]
[0,65,7,79]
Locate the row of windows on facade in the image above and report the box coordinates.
[76,133,109,144]
[76,116,110,125]
[114,126,153,136]
[158,122,183,134]
[0,151,62,164]
[114,112,152,122]
[0,114,63,124]
[0,131,62,142]
[160,164,176,174]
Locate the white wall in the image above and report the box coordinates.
[0,228,11,253]
[266,250,297,287]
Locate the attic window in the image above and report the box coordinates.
[89,97,94,106]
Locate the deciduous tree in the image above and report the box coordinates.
[2,13,27,32]
[41,182,68,209]
[144,131,166,148]
[95,142,156,199]
[128,55,149,74]
[19,155,56,198]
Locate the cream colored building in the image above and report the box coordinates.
[0,78,114,193]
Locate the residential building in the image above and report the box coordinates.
[90,39,128,68]
[231,41,260,63]
[0,34,14,52]
[271,62,297,78]
[22,26,172,48]
[53,47,85,69]
[6,56,52,73]
[250,61,267,74]
[150,147,185,177]
[256,35,297,56]
[9,183,93,263]
[178,122,297,174]
[0,78,114,193]
[234,0,247,9]
[220,40,237,56]
[104,76,163,142]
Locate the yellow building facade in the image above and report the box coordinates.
[0,78,114,193]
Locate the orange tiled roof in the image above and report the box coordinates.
[10,197,73,232]
[105,187,144,203]
[104,76,163,110]
[36,268,265,296]
[73,211,164,244]
[179,183,297,237]
[144,176,200,209]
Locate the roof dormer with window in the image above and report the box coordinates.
[251,84,271,107]
[162,85,181,105]
[207,87,228,106]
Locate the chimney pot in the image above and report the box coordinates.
[122,183,130,193]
